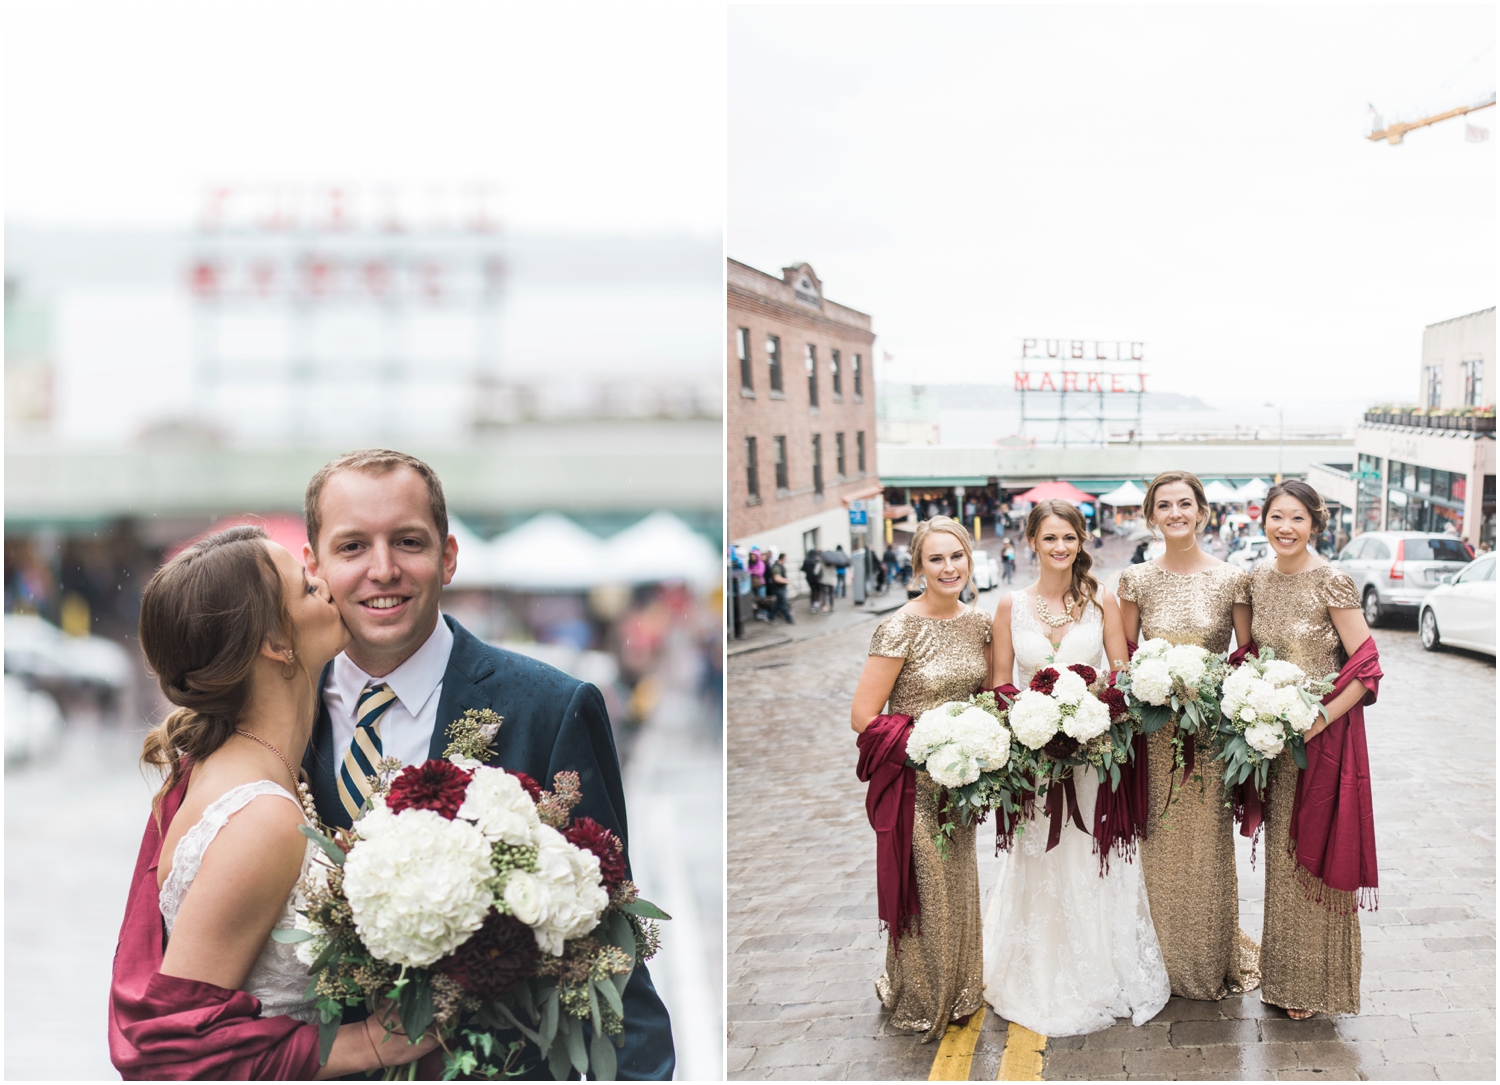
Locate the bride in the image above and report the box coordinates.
[980,500,1170,1036]
[109,526,437,1079]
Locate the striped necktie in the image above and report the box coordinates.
[338,683,396,821]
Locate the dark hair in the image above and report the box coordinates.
[1025,500,1101,613]
[138,525,295,813]
[1264,479,1329,536]
[304,449,449,555]
[1143,470,1210,534]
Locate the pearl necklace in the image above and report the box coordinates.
[1035,592,1078,629]
[235,729,320,824]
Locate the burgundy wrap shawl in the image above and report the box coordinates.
[109,767,322,1080]
[856,713,920,939]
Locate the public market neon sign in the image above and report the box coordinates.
[1015,338,1148,393]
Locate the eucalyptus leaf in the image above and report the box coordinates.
[546,1034,572,1081]
[271,927,315,943]
[597,972,624,1018]
[493,997,546,1047]
[590,1028,619,1081]
[1109,762,1121,791]
[587,978,603,1036]
[318,1017,340,1066]
[540,985,560,1049]
[563,1014,588,1074]
[620,897,671,920]
[515,978,538,1022]
[397,971,435,1042]
[1292,743,1308,771]
[298,824,346,866]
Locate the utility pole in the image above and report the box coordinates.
[1367,92,1495,145]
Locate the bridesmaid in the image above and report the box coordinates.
[852,517,991,1041]
[1250,480,1372,1018]
[1117,471,1260,1000]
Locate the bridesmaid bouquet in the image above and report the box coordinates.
[1214,649,1336,800]
[1116,639,1229,781]
[283,711,667,1081]
[1007,665,1134,790]
[905,696,1027,857]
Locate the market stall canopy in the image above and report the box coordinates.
[1013,480,1097,505]
[165,513,308,563]
[1235,478,1270,502]
[609,511,718,589]
[1203,480,1241,504]
[1097,480,1146,507]
[446,517,502,589]
[488,514,608,591]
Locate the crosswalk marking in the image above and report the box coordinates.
[998,1021,1047,1080]
[928,1006,987,1080]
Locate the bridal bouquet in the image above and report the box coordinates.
[283,710,667,1081]
[1214,649,1336,801]
[1116,639,1229,781]
[905,696,1028,857]
[1007,664,1134,791]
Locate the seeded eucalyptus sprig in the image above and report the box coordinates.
[443,708,504,764]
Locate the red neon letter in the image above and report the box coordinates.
[1063,371,1079,391]
[1111,373,1125,393]
[1137,372,1148,392]
[1039,372,1057,391]
[1014,371,1031,391]
[1086,372,1102,392]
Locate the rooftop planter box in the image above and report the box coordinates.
[1364,411,1495,433]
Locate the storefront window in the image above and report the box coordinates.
[1417,466,1432,496]
[1355,453,1383,535]
[1432,470,1450,501]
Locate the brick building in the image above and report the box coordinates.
[727,259,883,594]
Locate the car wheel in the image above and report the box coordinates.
[1420,608,1442,651]
[1362,588,1381,628]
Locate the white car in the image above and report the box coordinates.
[1419,552,1495,656]
[972,550,1002,591]
[1226,536,1271,571]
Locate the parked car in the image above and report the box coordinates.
[1332,531,1474,627]
[1419,552,1495,655]
[972,550,1002,591]
[1226,536,1270,570]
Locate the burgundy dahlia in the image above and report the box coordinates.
[1029,667,1059,695]
[565,816,627,890]
[1043,733,1079,760]
[1099,686,1129,722]
[509,770,543,803]
[386,759,472,819]
[439,910,540,1000]
[1068,664,1098,686]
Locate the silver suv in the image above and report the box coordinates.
[1332,531,1474,627]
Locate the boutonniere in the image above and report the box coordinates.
[443,708,503,767]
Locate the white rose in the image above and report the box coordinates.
[1163,645,1208,685]
[1063,692,1111,743]
[1051,670,1088,707]
[448,753,483,771]
[458,766,542,847]
[1239,705,1257,723]
[1130,659,1173,705]
[1135,638,1171,659]
[1244,720,1286,759]
[501,869,544,925]
[1262,659,1305,688]
[1009,690,1062,750]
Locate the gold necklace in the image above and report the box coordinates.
[1034,592,1078,629]
[235,729,320,824]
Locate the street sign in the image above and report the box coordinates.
[1353,470,1381,482]
[849,509,868,525]
[1248,503,1262,521]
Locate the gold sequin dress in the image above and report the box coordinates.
[1250,564,1363,1015]
[869,607,991,1042]
[1117,561,1261,1000]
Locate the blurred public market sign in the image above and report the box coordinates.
[1014,338,1149,394]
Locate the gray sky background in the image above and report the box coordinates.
[4,1,723,238]
[728,4,1495,404]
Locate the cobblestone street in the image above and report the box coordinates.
[727,549,1496,1081]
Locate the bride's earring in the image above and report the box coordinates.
[280,650,297,680]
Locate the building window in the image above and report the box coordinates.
[805,344,819,407]
[1463,359,1484,406]
[745,436,759,499]
[737,328,752,392]
[1426,364,1443,408]
[853,353,863,398]
[766,335,782,392]
[811,434,823,495]
[836,432,846,478]
[774,435,788,492]
[831,349,842,397]
[857,430,866,474]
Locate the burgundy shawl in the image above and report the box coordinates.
[1289,636,1382,911]
[856,713,919,939]
[109,767,322,1080]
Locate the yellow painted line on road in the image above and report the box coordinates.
[997,1021,1046,1081]
[928,1006,986,1080]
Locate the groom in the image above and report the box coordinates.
[299,449,675,1080]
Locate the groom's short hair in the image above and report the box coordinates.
[304,449,450,554]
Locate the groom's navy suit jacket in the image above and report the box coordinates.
[303,616,675,1081]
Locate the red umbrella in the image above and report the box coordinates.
[164,514,310,564]
[1013,481,1097,505]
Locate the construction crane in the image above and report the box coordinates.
[1367,92,1496,144]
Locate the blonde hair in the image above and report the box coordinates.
[910,517,975,596]
[1025,500,1101,614]
[1143,470,1210,535]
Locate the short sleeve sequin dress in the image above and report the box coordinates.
[1117,562,1261,1000]
[869,607,991,1042]
[1250,564,1363,1015]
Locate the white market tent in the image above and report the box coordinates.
[447,517,502,588]
[608,511,719,590]
[1235,478,1270,502]
[1203,480,1241,504]
[1097,480,1146,507]
[488,513,609,591]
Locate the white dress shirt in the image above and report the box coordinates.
[324,614,455,770]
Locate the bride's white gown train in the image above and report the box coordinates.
[981,591,1171,1036]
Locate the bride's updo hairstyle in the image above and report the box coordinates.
[138,525,297,813]
[1025,499,1101,614]
[1142,470,1211,536]
[1263,479,1329,536]
[910,516,975,595]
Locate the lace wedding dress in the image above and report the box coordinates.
[159,781,321,1024]
[980,590,1171,1036]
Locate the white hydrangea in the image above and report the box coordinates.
[530,824,610,956]
[1009,690,1062,749]
[906,703,1009,785]
[1261,659,1305,688]
[927,746,981,789]
[1247,677,1280,718]
[1051,669,1088,707]
[1163,644,1209,685]
[1134,638,1171,659]
[1244,720,1286,759]
[1063,692,1112,743]
[458,765,542,847]
[1130,658,1173,705]
[1279,689,1320,734]
[1221,667,1256,714]
[342,808,495,967]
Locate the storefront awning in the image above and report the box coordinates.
[879,476,992,487]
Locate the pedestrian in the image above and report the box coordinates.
[747,548,768,621]
[801,549,823,613]
[1131,539,1149,564]
[766,551,794,624]
[1028,541,1038,568]
[835,544,848,598]
[820,551,840,612]
[1000,539,1015,583]
[884,546,900,587]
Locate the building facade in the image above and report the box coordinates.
[1324,307,1495,550]
[727,260,882,590]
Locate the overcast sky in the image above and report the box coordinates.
[729,4,1495,404]
[4,1,723,238]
